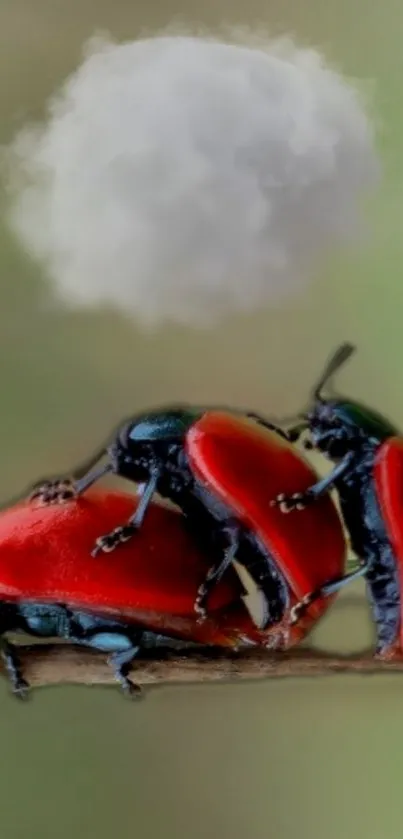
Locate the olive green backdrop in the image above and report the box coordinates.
[0,2,402,838]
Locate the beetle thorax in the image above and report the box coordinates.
[307,400,371,460]
[306,392,398,460]
[158,445,194,498]
[117,434,192,500]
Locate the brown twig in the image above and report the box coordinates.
[8,643,403,693]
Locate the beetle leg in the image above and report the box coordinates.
[271,452,355,513]
[285,423,309,443]
[290,562,370,624]
[29,437,121,506]
[91,468,161,557]
[72,461,115,495]
[74,628,143,697]
[30,477,78,505]
[246,414,291,442]
[91,525,139,556]
[270,490,315,514]
[30,459,114,507]
[128,467,161,527]
[1,639,30,699]
[194,527,239,620]
[246,414,308,444]
[108,648,143,697]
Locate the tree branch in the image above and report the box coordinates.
[8,643,403,693]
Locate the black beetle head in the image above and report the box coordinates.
[119,407,201,447]
[115,407,202,479]
[298,343,398,458]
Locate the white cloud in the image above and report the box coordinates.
[2,31,380,328]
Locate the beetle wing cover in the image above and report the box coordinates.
[0,490,242,616]
[186,412,346,603]
[375,437,403,567]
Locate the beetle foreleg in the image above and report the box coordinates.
[246,414,292,442]
[284,422,309,443]
[1,639,30,699]
[271,452,355,513]
[30,460,114,506]
[246,414,308,444]
[29,438,117,506]
[271,490,315,514]
[30,477,79,505]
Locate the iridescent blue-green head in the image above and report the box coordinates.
[116,406,203,478]
[294,343,399,459]
[120,407,202,446]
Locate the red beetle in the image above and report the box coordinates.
[31,410,347,634]
[0,487,334,698]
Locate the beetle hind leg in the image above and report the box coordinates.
[1,639,30,699]
[194,525,240,620]
[243,542,290,631]
[194,562,227,620]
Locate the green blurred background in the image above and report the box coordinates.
[0,1,402,838]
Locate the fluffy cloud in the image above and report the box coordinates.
[2,32,380,327]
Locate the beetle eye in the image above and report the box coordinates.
[118,422,132,448]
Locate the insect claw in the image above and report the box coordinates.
[118,525,137,544]
[92,538,114,556]
[290,592,313,624]
[194,598,207,622]
[124,682,143,699]
[271,493,292,511]
[102,543,116,553]
[196,614,207,625]
[14,680,30,700]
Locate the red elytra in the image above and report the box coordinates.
[0,489,255,648]
[186,412,346,618]
[0,489,242,613]
[374,437,403,640]
[0,488,330,650]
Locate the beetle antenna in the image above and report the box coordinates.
[313,342,356,400]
